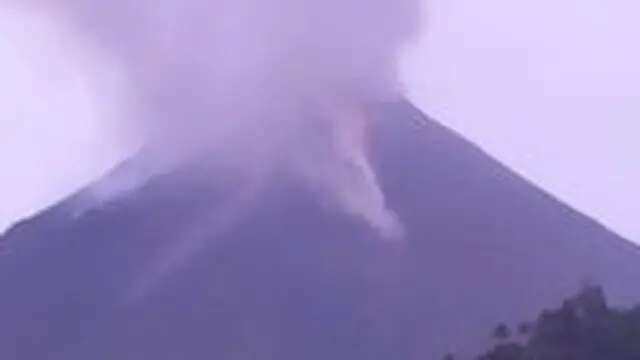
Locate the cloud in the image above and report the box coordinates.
[15,0,420,238]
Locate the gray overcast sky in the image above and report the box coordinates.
[1,0,638,242]
[403,0,639,243]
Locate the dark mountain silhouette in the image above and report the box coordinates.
[1,101,639,359]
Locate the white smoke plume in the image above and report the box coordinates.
[15,0,421,237]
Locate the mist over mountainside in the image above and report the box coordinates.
[1,100,640,359]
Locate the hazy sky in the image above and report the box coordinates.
[403,0,640,242]
[1,1,638,242]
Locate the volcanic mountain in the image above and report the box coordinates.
[1,100,639,359]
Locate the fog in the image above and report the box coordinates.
[2,0,421,238]
[403,0,640,243]
[1,0,639,242]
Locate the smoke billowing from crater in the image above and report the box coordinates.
[26,0,421,237]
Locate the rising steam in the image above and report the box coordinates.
[21,0,420,238]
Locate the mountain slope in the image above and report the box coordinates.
[1,100,639,359]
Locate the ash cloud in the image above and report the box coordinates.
[25,0,421,237]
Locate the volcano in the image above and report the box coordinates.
[1,100,639,359]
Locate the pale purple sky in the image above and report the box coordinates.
[1,0,638,242]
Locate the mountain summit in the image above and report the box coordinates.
[2,101,639,359]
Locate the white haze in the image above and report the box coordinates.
[403,0,640,243]
[2,0,421,238]
[0,8,131,232]
[1,0,639,244]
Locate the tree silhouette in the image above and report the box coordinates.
[493,323,511,341]
[442,353,456,360]
[476,286,640,360]
[517,322,532,336]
